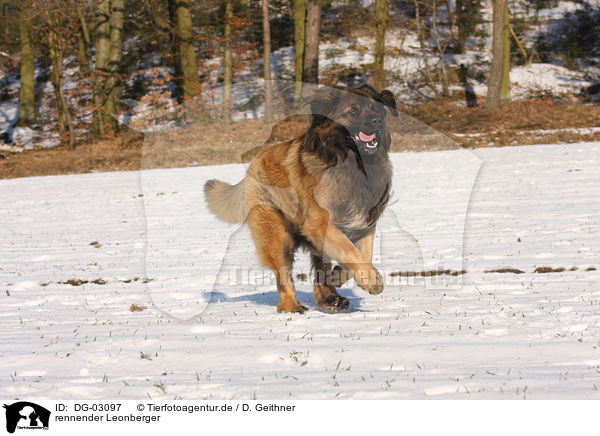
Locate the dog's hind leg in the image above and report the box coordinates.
[247,205,307,313]
[331,231,375,288]
[311,254,350,312]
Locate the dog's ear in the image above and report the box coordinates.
[380,90,398,117]
[304,121,350,167]
[303,122,321,153]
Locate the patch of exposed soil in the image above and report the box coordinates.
[55,277,152,286]
[391,269,466,277]
[390,266,591,276]
[485,268,525,274]
[61,278,89,286]
[534,266,567,273]
[129,304,148,312]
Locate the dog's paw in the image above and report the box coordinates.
[317,295,350,313]
[277,302,308,313]
[331,265,353,287]
[356,267,384,295]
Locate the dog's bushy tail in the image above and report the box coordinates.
[203,178,247,224]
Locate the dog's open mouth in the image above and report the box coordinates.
[353,131,379,153]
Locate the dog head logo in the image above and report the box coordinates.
[3,402,50,433]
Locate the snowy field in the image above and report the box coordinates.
[1,142,600,399]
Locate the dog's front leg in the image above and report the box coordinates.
[303,214,383,295]
[331,231,375,288]
[311,254,350,312]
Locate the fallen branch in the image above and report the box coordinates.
[509,24,528,60]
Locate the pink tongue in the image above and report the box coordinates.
[359,131,375,142]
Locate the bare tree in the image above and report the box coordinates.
[430,0,452,96]
[106,0,124,132]
[486,0,506,109]
[262,0,273,122]
[456,0,481,54]
[501,0,511,101]
[76,1,91,75]
[303,0,321,85]
[414,0,438,97]
[174,0,201,100]
[293,0,306,104]
[222,0,233,123]
[456,0,465,52]
[44,0,75,148]
[374,0,389,90]
[92,0,126,136]
[16,0,35,126]
[150,0,203,101]
[92,0,112,136]
[412,0,454,98]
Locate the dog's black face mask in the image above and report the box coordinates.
[304,85,398,164]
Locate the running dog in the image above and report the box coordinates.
[204,85,397,313]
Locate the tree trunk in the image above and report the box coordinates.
[293,0,306,105]
[106,0,124,133]
[303,0,321,85]
[414,0,439,97]
[500,1,511,101]
[46,1,75,149]
[432,0,450,97]
[0,2,8,43]
[151,0,204,109]
[165,0,183,102]
[174,0,202,100]
[262,0,273,122]
[222,0,233,123]
[92,0,112,136]
[374,0,389,91]
[17,0,36,126]
[48,26,75,149]
[78,29,88,74]
[486,0,505,110]
[456,0,466,53]
[457,0,481,54]
[77,2,91,75]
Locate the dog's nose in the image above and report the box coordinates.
[370,116,383,130]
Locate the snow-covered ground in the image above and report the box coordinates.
[1,141,599,399]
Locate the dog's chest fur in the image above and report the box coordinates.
[314,153,392,239]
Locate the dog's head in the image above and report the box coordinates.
[303,85,398,163]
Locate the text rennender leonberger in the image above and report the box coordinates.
[204,85,398,313]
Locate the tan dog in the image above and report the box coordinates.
[204,85,397,313]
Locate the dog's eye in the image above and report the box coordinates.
[348,108,357,116]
